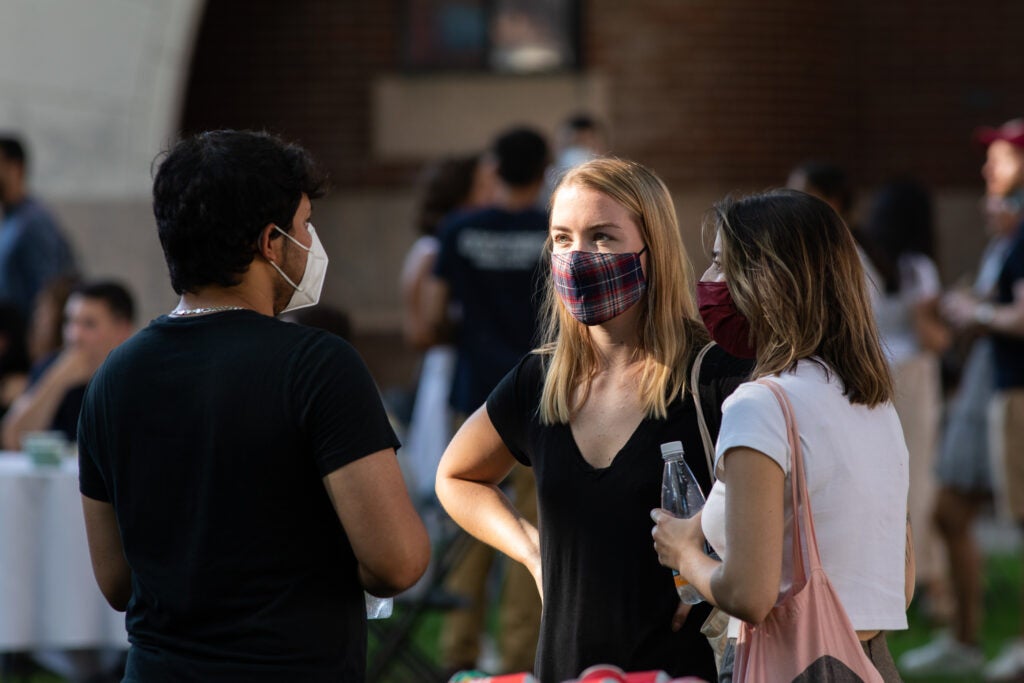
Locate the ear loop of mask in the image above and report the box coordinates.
[269,225,311,291]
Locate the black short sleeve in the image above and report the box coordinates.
[485,353,544,466]
[78,377,109,501]
[290,333,400,477]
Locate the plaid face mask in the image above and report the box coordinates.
[551,247,648,325]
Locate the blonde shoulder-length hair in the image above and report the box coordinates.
[537,157,707,425]
[705,189,893,406]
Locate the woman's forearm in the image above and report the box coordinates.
[673,542,780,624]
[436,475,541,577]
[435,406,544,596]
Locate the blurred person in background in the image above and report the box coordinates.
[438,158,751,682]
[77,130,429,682]
[0,135,77,316]
[26,274,78,365]
[862,179,953,623]
[400,153,494,504]
[787,160,885,309]
[1,280,133,450]
[542,112,608,203]
[425,126,550,675]
[900,118,1024,680]
[0,301,30,421]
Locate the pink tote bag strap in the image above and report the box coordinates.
[755,379,825,589]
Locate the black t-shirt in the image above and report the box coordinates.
[486,344,752,683]
[433,205,549,414]
[994,220,1024,389]
[78,310,400,682]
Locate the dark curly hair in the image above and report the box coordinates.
[492,127,549,188]
[152,130,326,294]
[72,280,136,323]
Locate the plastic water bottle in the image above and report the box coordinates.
[364,592,393,619]
[660,441,706,605]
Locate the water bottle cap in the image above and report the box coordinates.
[660,441,684,461]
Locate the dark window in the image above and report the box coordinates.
[404,0,580,73]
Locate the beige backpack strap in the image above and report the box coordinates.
[689,341,718,483]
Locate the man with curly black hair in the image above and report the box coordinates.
[77,130,429,682]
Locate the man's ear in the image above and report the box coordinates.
[258,223,283,263]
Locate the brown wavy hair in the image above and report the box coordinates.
[705,189,893,406]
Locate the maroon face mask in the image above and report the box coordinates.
[696,281,756,359]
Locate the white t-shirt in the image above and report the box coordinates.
[702,360,909,632]
[875,253,942,365]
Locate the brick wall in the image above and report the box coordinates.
[588,0,1024,189]
[183,0,1024,191]
[182,0,414,188]
[179,0,1024,389]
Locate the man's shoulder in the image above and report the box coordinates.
[437,208,490,246]
[444,206,547,230]
[8,196,61,230]
[97,315,362,395]
[0,197,67,262]
[260,319,366,378]
[115,313,349,358]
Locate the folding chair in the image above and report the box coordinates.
[367,507,474,683]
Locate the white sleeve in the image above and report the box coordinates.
[714,381,789,478]
[901,253,941,302]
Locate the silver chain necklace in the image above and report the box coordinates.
[169,305,248,317]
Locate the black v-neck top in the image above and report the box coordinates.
[487,345,752,682]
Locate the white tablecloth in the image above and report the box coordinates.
[0,452,128,650]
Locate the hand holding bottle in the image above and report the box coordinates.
[657,441,707,604]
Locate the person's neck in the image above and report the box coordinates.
[1,187,27,212]
[495,182,541,212]
[174,284,272,317]
[589,309,643,371]
[987,189,1024,238]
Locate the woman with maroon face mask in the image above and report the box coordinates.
[436,158,751,682]
[652,190,913,682]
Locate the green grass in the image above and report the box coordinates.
[890,551,1021,682]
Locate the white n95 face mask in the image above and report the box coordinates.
[270,223,329,313]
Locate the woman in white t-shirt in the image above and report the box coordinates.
[651,189,912,682]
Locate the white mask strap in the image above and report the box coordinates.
[273,224,311,252]
[269,260,303,292]
[269,224,310,291]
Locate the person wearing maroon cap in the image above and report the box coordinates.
[900,119,1024,680]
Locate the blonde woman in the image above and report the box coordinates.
[652,189,912,681]
[436,158,750,681]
